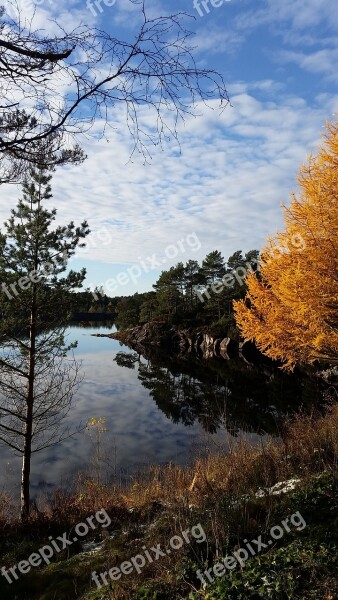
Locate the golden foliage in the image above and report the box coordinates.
[234,119,338,369]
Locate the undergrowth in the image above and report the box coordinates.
[0,405,336,599]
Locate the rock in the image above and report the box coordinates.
[220,337,239,358]
[97,322,265,365]
[256,478,301,498]
[240,340,264,363]
[194,333,203,351]
[204,334,213,349]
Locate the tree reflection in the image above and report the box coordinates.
[114,351,140,369]
[114,349,327,436]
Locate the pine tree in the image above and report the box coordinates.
[153,267,185,321]
[184,260,203,310]
[0,167,89,520]
[200,250,226,285]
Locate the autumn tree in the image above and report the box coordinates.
[234,120,338,370]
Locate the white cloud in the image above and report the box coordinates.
[1,0,337,283]
[278,47,338,81]
[192,25,243,55]
[235,0,338,35]
[2,84,335,273]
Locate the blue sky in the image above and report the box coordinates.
[2,0,338,296]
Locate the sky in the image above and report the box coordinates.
[2,0,338,296]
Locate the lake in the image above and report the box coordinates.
[0,323,326,499]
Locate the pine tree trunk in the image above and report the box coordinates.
[20,400,33,521]
[21,286,37,521]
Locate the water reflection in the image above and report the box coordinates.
[114,348,326,437]
[0,324,329,497]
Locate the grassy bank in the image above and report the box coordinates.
[0,405,337,600]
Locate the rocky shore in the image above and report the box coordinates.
[93,321,267,363]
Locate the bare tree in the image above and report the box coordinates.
[0,2,228,182]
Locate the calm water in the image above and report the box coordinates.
[0,323,326,498]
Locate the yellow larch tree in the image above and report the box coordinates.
[234,119,338,370]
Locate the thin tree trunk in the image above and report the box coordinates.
[21,191,38,520]
[21,293,36,520]
[20,399,33,521]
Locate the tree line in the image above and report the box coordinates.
[109,249,259,337]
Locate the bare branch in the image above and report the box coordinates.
[0,3,228,181]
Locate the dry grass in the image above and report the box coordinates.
[0,491,13,525]
[111,404,337,513]
[3,404,338,526]
[0,405,337,600]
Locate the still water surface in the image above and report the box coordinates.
[0,323,324,497]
